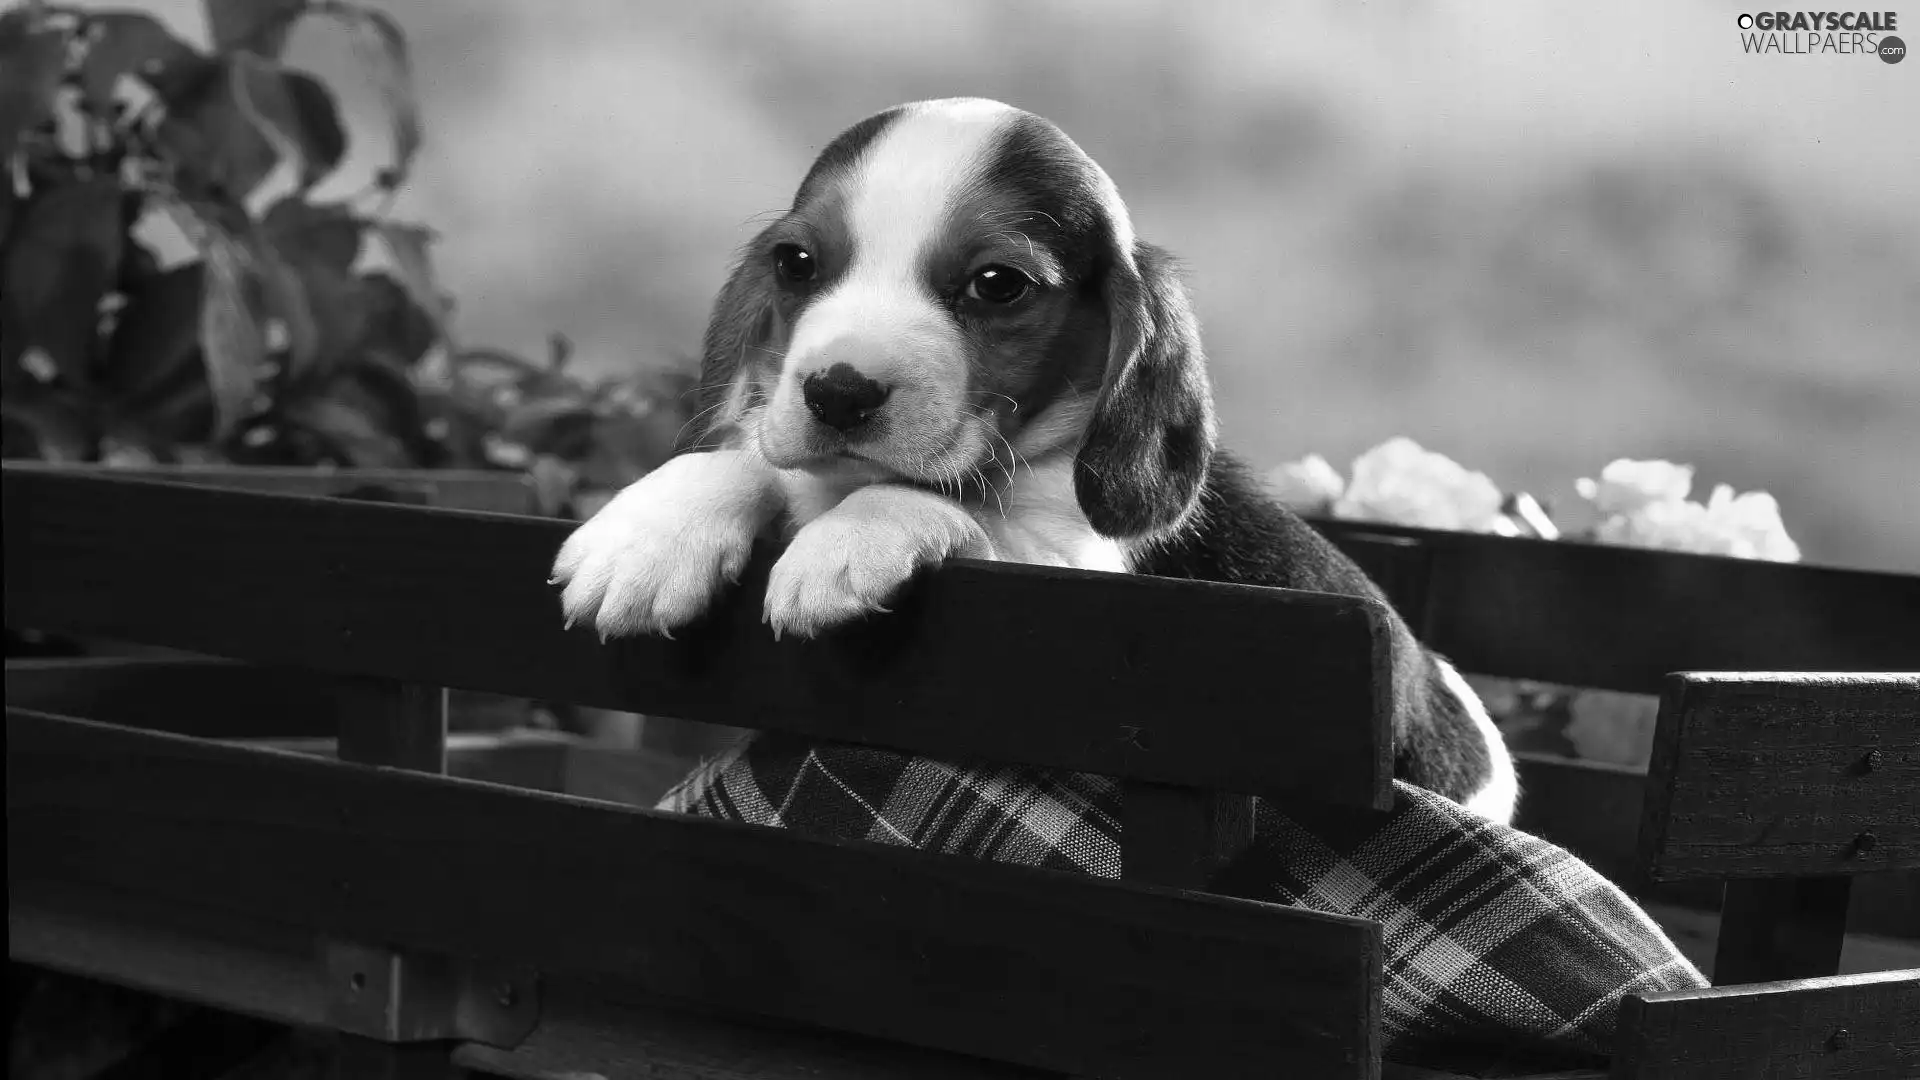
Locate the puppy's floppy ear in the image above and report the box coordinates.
[683,228,784,452]
[1073,239,1217,539]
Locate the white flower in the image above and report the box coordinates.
[1265,453,1345,514]
[1574,458,1694,517]
[1583,461,1802,563]
[1702,484,1802,562]
[1331,437,1506,532]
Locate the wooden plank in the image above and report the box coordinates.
[1712,877,1852,985]
[1610,968,1920,1079]
[1311,519,1920,695]
[8,709,1385,1080]
[6,460,540,515]
[3,657,342,739]
[1638,673,1920,881]
[3,465,1392,807]
[452,971,1058,1080]
[10,880,327,1030]
[1512,754,1919,939]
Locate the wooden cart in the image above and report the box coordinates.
[6,463,1917,1078]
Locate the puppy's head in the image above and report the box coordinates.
[696,97,1215,540]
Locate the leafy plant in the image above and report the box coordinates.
[0,0,690,513]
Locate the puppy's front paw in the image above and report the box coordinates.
[762,501,988,640]
[550,457,767,639]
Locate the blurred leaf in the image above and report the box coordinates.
[261,194,360,270]
[78,10,200,116]
[370,220,449,339]
[259,198,374,377]
[198,226,266,437]
[230,54,345,192]
[500,394,595,457]
[526,453,578,517]
[1,177,125,387]
[155,56,279,201]
[1,389,96,461]
[121,348,216,445]
[320,1,419,185]
[103,261,204,403]
[358,271,436,366]
[337,353,440,463]
[280,378,411,467]
[205,0,307,58]
[0,11,68,160]
[577,409,684,488]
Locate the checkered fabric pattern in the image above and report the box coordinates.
[659,732,1707,1060]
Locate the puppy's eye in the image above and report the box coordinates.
[772,244,816,283]
[964,265,1031,305]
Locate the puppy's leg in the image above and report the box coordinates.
[763,485,993,639]
[552,449,783,638]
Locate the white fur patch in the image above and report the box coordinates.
[1433,656,1519,824]
[764,483,993,639]
[846,98,1017,275]
[979,455,1127,572]
[551,450,781,638]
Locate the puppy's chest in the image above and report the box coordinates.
[981,506,1128,572]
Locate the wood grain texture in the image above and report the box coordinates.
[5,460,541,514]
[1610,968,1920,1080]
[1311,520,1920,695]
[1513,754,1920,940]
[8,709,1385,1080]
[10,879,327,1030]
[1638,673,1920,882]
[3,657,344,738]
[3,465,1392,807]
[451,972,1060,1080]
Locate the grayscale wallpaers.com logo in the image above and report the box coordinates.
[1736,11,1905,61]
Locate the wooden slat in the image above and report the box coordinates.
[452,971,1056,1080]
[3,465,1392,807]
[10,880,328,1030]
[3,657,342,738]
[6,460,540,514]
[1638,673,1920,881]
[1610,969,1920,1079]
[1312,520,1920,694]
[7,709,1385,1080]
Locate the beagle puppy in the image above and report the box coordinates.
[552,98,1517,823]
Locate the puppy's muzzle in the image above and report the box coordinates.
[802,362,892,434]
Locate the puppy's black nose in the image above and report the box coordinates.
[801,364,891,432]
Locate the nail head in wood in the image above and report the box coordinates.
[1827,1027,1851,1052]
[1851,831,1877,855]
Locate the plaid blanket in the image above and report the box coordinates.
[659,732,1707,1063]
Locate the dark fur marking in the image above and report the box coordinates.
[792,106,904,208]
[1074,241,1216,540]
[1134,454,1496,805]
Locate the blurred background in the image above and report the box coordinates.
[127,0,1920,571]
